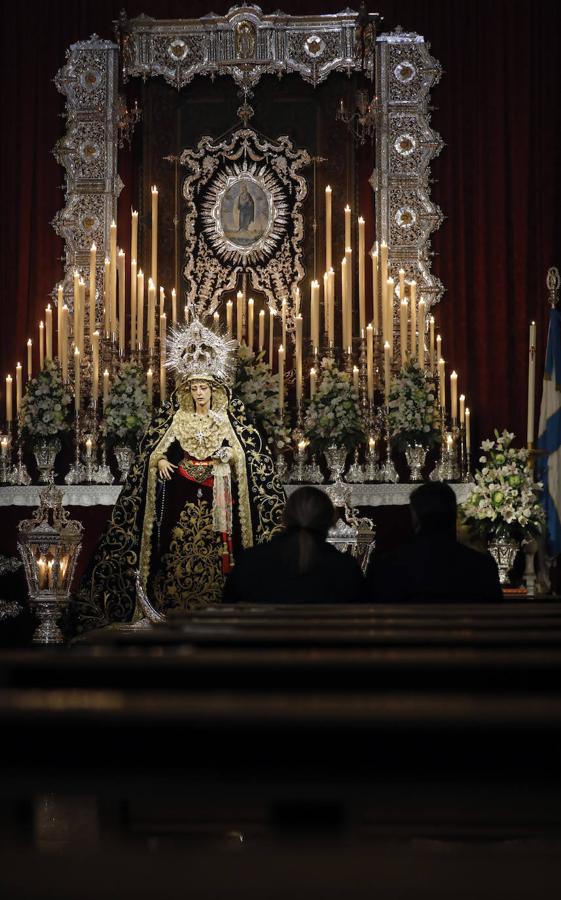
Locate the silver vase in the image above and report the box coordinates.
[324,445,347,483]
[405,443,427,482]
[487,539,519,585]
[114,445,134,482]
[33,438,61,484]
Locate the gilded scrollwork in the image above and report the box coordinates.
[181,127,309,324]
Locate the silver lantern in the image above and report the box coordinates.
[17,485,83,644]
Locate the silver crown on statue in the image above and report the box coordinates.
[166,318,238,387]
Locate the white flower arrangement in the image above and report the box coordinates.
[388,359,441,452]
[460,430,544,541]
[304,357,366,453]
[102,362,151,449]
[20,359,73,443]
[233,344,292,451]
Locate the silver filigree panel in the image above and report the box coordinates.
[53,35,119,313]
[121,6,372,91]
[374,29,444,311]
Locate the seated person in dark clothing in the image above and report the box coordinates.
[366,481,502,603]
[223,486,366,604]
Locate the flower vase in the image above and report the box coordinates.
[487,538,519,585]
[33,438,61,484]
[324,445,347,483]
[114,445,134,482]
[405,443,426,482]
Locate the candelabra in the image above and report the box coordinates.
[65,412,85,485]
[378,407,399,483]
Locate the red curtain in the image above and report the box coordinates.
[1,0,560,448]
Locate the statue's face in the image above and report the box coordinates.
[190,380,212,412]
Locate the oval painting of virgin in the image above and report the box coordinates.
[219,178,271,249]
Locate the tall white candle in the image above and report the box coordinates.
[226,300,233,337]
[345,247,353,343]
[310,280,320,349]
[429,316,435,370]
[89,241,97,341]
[137,269,145,350]
[258,309,265,351]
[386,277,394,350]
[384,340,391,404]
[269,308,275,367]
[74,347,81,412]
[281,299,287,350]
[151,186,158,294]
[325,186,332,271]
[110,220,117,338]
[438,358,446,408]
[328,268,335,346]
[236,291,243,343]
[465,408,471,452]
[45,305,53,361]
[247,298,254,350]
[103,256,111,337]
[295,315,303,403]
[171,288,177,326]
[102,369,110,406]
[459,394,465,425]
[146,368,153,407]
[358,217,366,333]
[130,258,137,351]
[527,321,537,446]
[148,278,156,353]
[278,344,285,410]
[15,363,22,415]
[92,330,99,405]
[61,307,69,383]
[57,283,64,359]
[400,299,408,365]
[131,208,138,271]
[5,375,13,423]
[118,249,126,353]
[367,323,374,401]
[39,321,44,370]
[353,365,359,391]
[371,249,379,335]
[450,370,458,421]
[344,204,351,250]
[160,362,166,403]
[27,339,32,381]
[409,280,417,357]
[310,367,317,399]
[341,258,348,349]
[417,298,426,369]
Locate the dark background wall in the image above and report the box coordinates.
[1,0,560,449]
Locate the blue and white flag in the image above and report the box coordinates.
[537,308,561,557]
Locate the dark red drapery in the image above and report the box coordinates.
[1,0,559,449]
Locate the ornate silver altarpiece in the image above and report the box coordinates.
[53,6,443,317]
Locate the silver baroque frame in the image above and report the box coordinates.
[53,8,444,321]
[181,128,309,319]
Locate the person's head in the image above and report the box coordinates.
[189,379,212,413]
[409,481,457,538]
[283,486,335,540]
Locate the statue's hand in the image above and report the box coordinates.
[213,446,233,464]
[158,458,177,481]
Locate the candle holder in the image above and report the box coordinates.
[379,407,399,483]
[364,439,381,482]
[304,454,324,484]
[65,413,86,485]
[91,442,114,485]
[12,424,31,486]
[0,432,12,483]
[345,448,365,483]
[289,440,308,483]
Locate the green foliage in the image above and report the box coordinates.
[388,359,441,452]
[102,362,151,448]
[304,358,366,453]
[20,359,73,442]
[233,344,292,451]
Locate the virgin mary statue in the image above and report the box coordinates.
[71,319,285,634]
